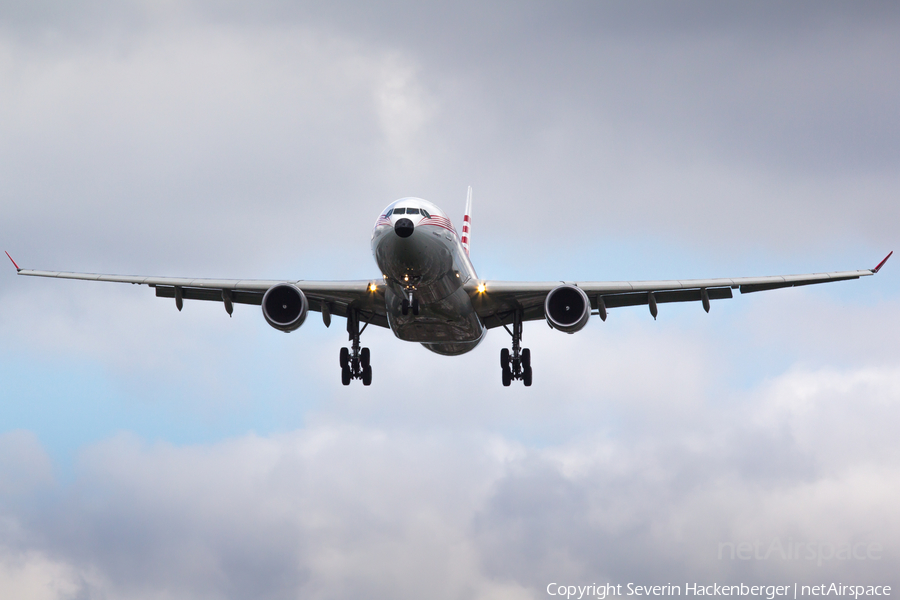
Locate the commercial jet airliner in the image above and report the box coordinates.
[6,188,892,386]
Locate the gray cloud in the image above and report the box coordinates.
[1,0,897,277]
[0,2,898,598]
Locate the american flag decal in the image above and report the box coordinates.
[419,215,457,235]
[374,214,391,229]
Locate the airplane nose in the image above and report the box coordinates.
[394,218,414,238]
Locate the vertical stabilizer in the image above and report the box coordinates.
[461,186,472,256]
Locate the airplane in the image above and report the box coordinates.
[6,187,892,387]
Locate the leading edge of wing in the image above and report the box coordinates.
[472,267,879,297]
[16,269,377,293]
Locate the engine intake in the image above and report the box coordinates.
[262,283,308,332]
[544,284,590,333]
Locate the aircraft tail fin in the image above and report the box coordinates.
[461,186,472,256]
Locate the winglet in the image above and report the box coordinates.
[461,186,472,256]
[5,251,20,272]
[872,251,893,273]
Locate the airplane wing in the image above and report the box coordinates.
[7,252,892,332]
[10,262,389,328]
[468,252,892,329]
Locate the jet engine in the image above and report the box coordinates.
[544,284,590,333]
[262,283,309,332]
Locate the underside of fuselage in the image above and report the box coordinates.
[371,198,485,355]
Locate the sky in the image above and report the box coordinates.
[1,1,899,598]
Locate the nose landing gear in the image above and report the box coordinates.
[501,311,532,386]
[401,290,419,315]
[339,309,373,386]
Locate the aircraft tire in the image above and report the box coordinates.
[341,365,352,386]
[523,365,532,387]
[502,364,511,387]
[362,364,372,386]
[412,298,419,315]
[340,347,350,369]
[401,299,409,315]
[522,348,531,369]
[500,348,510,369]
[360,347,370,368]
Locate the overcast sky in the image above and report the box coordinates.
[1,2,899,599]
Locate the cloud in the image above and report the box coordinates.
[2,353,899,599]
[0,431,53,499]
[0,2,898,597]
[0,548,80,600]
[2,1,898,272]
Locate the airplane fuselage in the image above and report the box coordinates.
[371,197,485,355]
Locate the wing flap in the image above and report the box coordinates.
[151,284,389,327]
[602,286,733,308]
[478,286,735,328]
[155,286,264,306]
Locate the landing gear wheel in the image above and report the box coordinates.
[412,297,420,315]
[401,299,409,315]
[502,311,531,385]
[342,309,373,386]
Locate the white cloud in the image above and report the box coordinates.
[3,352,899,598]
[0,549,81,600]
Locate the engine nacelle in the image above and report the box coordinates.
[544,284,590,333]
[262,283,309,332]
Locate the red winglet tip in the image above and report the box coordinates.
[5,251,20,271]
[873,250,892,274]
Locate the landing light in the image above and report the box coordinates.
[369,283,378,292]
[477,283,486,294]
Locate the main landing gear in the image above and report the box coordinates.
[340,309,372,386]
[501,311,532,386]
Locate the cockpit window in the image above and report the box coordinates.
[393,207,406,215]
[420,209,430,218]
[406,208,420,215]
